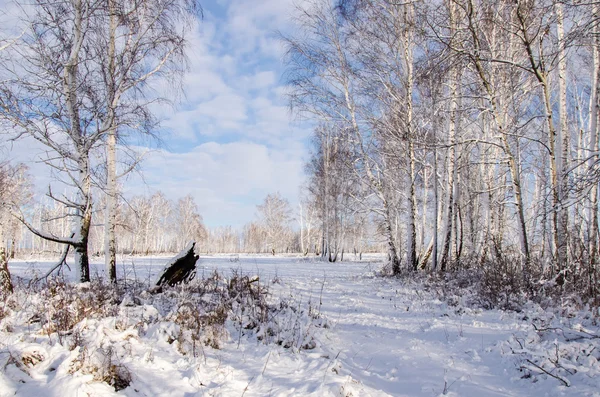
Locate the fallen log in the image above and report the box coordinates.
[153,241,199,292]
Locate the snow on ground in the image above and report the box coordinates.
[1,254,599,396]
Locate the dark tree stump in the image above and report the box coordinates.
[153,242,199,291]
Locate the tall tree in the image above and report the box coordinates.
[174,195,207,251]
[257,193,293,254]
[100,0,201,283]
[0,0,201,282]
[0,0,103,282]
[0,162,31,293]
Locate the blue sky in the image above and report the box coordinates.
[122,0,313,227]
[4,0,312,228]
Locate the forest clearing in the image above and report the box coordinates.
[2,0,600,395]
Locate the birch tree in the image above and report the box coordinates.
[588,4,600,301]
[0,0,106,282]
[256,193,293,254]
[306,123,357,261]
[285,0,404,273]
[0,162,31,293]
[174,195,207,252]
[511,0,565,270]
[0,0,200,282]
[99,0,201,283]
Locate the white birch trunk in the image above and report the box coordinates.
[404,3,417,271]
[105,0,118,282]
[556,2,570,267]
[588,4,599,297]
[440,0,458,272]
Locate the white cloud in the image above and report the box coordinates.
[195,93,248,128]
[223,0,297,57]
[243,71,276,91]
[160,0,313,142]
[124,141,304,227]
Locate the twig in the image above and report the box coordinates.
[241,376,254,397]
[575,328,600,339]
[322,350,342,383]
[262,349,272,375]
[319,272,326,307]
[525,359,570,387]
[531,322,563,334]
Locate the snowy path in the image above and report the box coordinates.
[300,272,527,396]
[4,255,581,396]
[251,259,531,397]
[190,256,547,396]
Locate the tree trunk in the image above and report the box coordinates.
[589,6,600,300]
[432,145,439,271]
[0,247,12,295]
[299,203,305,255]
[542,73,566,272]
[75,158,92,283]
[440,0,458,272]
[453,152,461,265]
[515,4,564,271]
[65,0,90,283]
[465,0,530,263]
[105,0,118,283]
[407,140,417,271]
[385,200,401,275]
[403,2,417,272]
[440,84,457,271]
[419,165,429,264]
[556,2,570,269]
[105,128,117,283]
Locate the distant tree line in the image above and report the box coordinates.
[1,186,383,257]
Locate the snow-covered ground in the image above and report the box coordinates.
[1,255,599,396]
